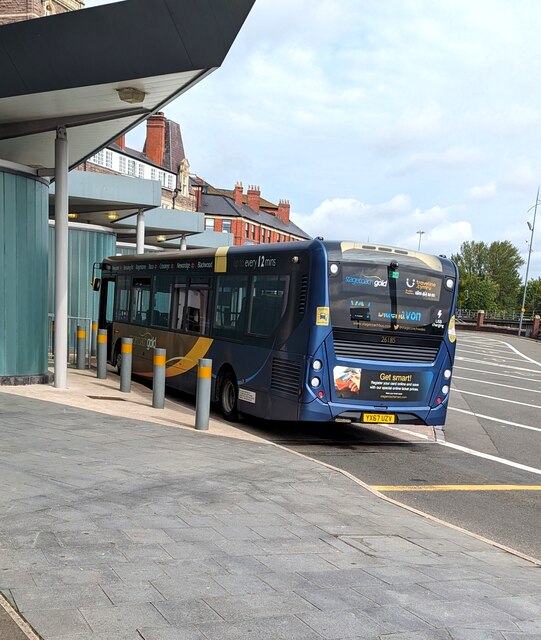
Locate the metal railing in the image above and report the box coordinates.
[48,314,93,368]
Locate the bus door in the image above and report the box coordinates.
[98,276,116,360]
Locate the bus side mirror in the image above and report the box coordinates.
[91,278,101,291]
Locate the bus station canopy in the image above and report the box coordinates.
[0,0,254,171]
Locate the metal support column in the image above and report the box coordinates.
[136,209,145,254]
[180,234,187,251]
[54,126,69,388]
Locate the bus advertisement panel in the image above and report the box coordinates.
[96,239,457,426]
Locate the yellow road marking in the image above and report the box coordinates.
[372,485,541,492]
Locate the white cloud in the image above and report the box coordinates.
[468,182,497,201]
[85,0,541,278]
[295,195,472,257]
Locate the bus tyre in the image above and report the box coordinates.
[219,372,239,422]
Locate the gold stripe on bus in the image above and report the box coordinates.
[92,322,98,331]
[77,330,86,339]
[98,334,107,343]
[164,337,213,378]
[121,343,132,354]
[198,366,212,379]
[214,246,229,273]
[154,354,166,367]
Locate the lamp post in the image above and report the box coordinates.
[518,186,539,337]
[416,230,425,251]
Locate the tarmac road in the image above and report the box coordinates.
[237,331,541,561]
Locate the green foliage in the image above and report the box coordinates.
[453,240,524,310]
[457,272,500,310]
[519,277,541,311]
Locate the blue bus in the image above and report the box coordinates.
[97,239,458,425]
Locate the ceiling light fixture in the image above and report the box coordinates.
[107,211,119,221]
[156,235,166,242]
[68,212,78,220]
[116,87,146,104]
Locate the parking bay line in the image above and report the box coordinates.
[372,485,541,492]
[454,375,541,395]
[453,387,541,410]
[455,356,541,374]
[448,406,541,434]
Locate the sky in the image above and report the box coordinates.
[83,0,541,279]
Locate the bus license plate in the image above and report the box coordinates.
[363,413,396,424]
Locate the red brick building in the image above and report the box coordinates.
[193,180,310,245]
[0,0,83,24]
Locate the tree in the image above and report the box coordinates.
[452,241,489,277]
[519,277,541,312]
[452,240,524,310]
[485,241,524,309]
[457,272,500,311]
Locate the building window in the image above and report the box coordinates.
[158,171,165,186]
[127,160,136,176]
[119,156,127,173]
[222,219,231,233]
[151,168,157,180]
[105,150,113,168]
[92,151,104,165]
[205,218,215,230]
[167,175,174,190]
[138,165,145,179]
[245,222,249,236]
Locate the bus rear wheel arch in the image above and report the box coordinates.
[217,367,239,422]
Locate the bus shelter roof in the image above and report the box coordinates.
[0,0,254,171]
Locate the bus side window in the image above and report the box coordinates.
[186,281,210,335]
[114,276,131,323]
[129,277,151,325]
[213,275,248,339]
[248,275,289,336]
[173,284,187,330]
[151,274,173,328]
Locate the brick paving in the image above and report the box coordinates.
[0,376,540,639]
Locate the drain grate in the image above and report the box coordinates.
[87,396,126,401]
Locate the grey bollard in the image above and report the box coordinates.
[152,348,166,409]
[91,321,98,357]
[195,358,212,430]
[120,337,133,393]
[97,329,107,379]
[76,325,86,370]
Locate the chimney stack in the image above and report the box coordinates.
[145,112,166,166]
[277,199,290,224]
[233,181,243,206]
[115,135,126,150]
[247,185,260,212]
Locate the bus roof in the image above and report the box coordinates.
[101,238,455,274]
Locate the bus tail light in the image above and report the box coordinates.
[317,390,324,399]
[436,397,443,404]
[444,369,451,379]
[442,385,449,395]
[312,359,323,371]
[310,377,321,388]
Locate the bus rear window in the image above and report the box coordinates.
[329,263,451,335]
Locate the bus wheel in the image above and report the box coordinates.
[219,372,239,422]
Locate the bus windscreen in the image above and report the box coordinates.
[329,264,452,334]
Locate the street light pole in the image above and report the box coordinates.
[416,230,425,251]
[518,186,539,337]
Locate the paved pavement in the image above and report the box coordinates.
[1,369,541,639]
